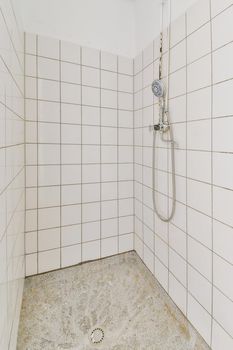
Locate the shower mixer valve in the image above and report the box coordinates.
[152,121,170,133]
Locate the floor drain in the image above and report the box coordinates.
[90,328,104,344]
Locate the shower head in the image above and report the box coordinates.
[152,79,164,98]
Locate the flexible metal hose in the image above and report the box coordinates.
[152,127,176,222]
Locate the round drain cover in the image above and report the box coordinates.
[90,328,104,344]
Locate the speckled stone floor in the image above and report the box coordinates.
[17,252,210,350]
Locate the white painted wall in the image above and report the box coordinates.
[19,0,136,57]
[134,0,199,54]
[19,0,199,57]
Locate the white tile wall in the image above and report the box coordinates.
[134,0,233,348]
[25,33,134,276]
[0,1,25,349]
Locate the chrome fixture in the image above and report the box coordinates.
[151,0,176,223]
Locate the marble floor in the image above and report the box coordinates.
[17,252,210,350]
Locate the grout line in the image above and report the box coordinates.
[59,40,62,268]
[209,0,214,345]
[36,34,39,274]
[185,11,189,318]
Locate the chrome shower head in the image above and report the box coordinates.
[152,79,164,98]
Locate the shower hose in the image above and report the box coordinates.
[152,127,176,222]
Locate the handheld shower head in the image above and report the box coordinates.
[152,79,164,98]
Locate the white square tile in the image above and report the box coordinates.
[213,42,233,84]
[38,122,60,144]
[82,47,100,68]
[169,249,186,286]
[101,218,118,238]
[25,54,36,77]
[38,186,60,208]
[213,220,233,265]
[38,101,60,123]
[187,150,211,183]
[82,240,100,261]
[38,35,59,59]
[118,56,133,75]
[82,164,100,183]
[169,224,186,259]
[82,125,100,145]
[101,51,117,71]
[101,89,117,109]
[61,41,80,64]
[38,228,60,251]
[212,6,233,50]
[25,231,37,254]
[213,117,233,152]
[38,144,60,165]
[187,55,211,92]
[82,202,100,222]
[82,145,100,163]
[119,233,133,253]
[214,254,233,301]
[211,0,232,17]
[170,14,186,47]
[169,67,186,98]
[25,33,36,55]
[25,99,37,121]
[187,23,211,64]
[61,224,81,246]
[25,253,37,276]
[101,164,117,182]
[25,77,37,99]
[82,183,100,203]
[61,124,81,144]
[186,0,210,35]
[38,207,60,230]
[188,265,212,312]
[62,204,81,226]
[170,40,186,73]
[101,70,117,90]
[119,216,133,235]
[187,207,212,248]
[82,66,100,87]
[118,92,133,111]
[61,244,81,268]
[61,103,81,124]
[213,79,233,118]
[101,127,117,145]
[38,57,59,80]
[187,119,211,151]
[188,236,212,281]
[187,87,211,121]
[26,209,37,232]
[101,182,117,201]
[38,165,60,186]
[82,86,100,106]
[213,152,233,190]
[101,200,117,220]
[213,186,233,227]
[187,179,211,216]
[61,62,81,84]
[101,237,118,258]
[38,249,60,273]
[38,79,60,102]
[212,320,233,350]
[82,221,100,242]
[61,165,81,185]
[213,287,233,337]
[62,184,81,205]
[61,83,81,104]
[61,145,81,164]
[82,106,100,125]
[169,274,187,314]
[187,294,211,345]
